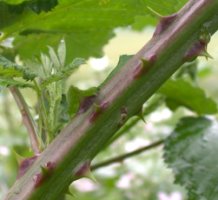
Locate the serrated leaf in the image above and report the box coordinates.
[0,0,25,5]
[28,0,58,13]
[40,58,85,87]
[0,65,23,77]
[57,39,66,67]
[144,0,188,15]
[159,79,217,115]
[0,55,36,80]
[0,0,58,13]
[0,77,34,88]
[0,0,187,61]
[48,39,66,68]
[39,53,52,78]
[0,55,22,77]
[48,45,61,69]
[164,117,218,200]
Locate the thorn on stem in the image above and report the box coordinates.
[148,54,157,63]
[133,58,153,79]
[78,95,97,114]
[184,40,212,61]
[146,6,163,18]
[17,155,39,179]
[100,101,109,110]
[41,161,55,176]
[45,161,56,171]
[75,161,91,177]
[199,50,213,60]
[153,14,177,37]
[33,173,44,188]
[137,107,146,123]
[32,161,55,188]
[118,107,128,127]
[89,101,109,123]
[89,104,101,123]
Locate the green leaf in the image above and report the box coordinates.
[159,79,217,115]
[101,55,133,87]
[67,86,81,116]
[48,45,61,69]
[47,39,66,68]
[0,55,22,77]
[132,15,157,30]
[57,94,69,124]
[0,0,58,13]
[164,117,218,200]
[0,55,36,80]
[67,86,98,116]
[131,0,189,30]
[80,87,98,97]
[0,77,34,88]
[144,0,188,15]
[40,58,85,87]
[0,0,25,5]
[0,0,187,61]
[57,39,66,67]
[27,0,58,13]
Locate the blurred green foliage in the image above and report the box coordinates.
[165,117,218,200]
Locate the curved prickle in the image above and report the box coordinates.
[78,95,97,114]
[33,173,44,188]
[133,58,154,79]
[153,14,178,37]
[17,155,39,178]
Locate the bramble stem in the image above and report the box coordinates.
[108,95,164,146]
[6,0,218,199]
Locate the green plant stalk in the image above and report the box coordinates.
[107,95,164,146]
[33,80,49,148]
[6,0,218,199]
[91,139,164,171]
[9,87,40,155]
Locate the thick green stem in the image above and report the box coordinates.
[107,95,164,146]
[6,0,218,199]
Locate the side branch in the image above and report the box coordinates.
[91,140,164,170]
[9,87,40,155]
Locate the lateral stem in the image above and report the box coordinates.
[91,139,164,170]
[9,86,40,155]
